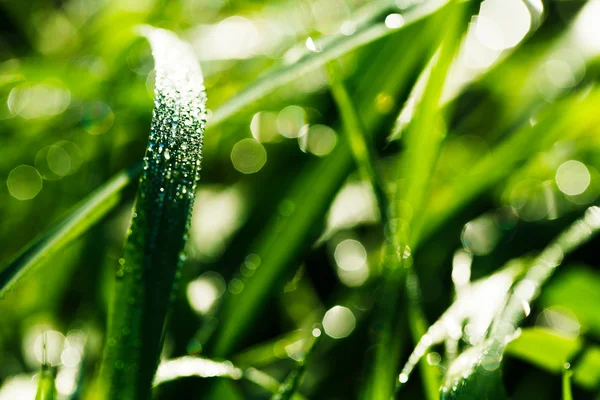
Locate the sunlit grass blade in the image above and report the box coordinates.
[99,26,207,400]
[396,261,525,391]
[154,357,307,400]
[387,0,546,142]
[0,165,140,299]
[208,0,452,128]
[363,3,467,399]
[440,206,600,398]
[270,330,320,400]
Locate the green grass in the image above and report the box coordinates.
[2,0,600,399]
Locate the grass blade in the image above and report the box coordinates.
[563,366,573,400]
[212,144,352,356]
[35,366,56,400]
[0,166,140,299]
[36,337,56,400]
[419,88,600,245]
[405,269,442,400]
[208,0,452,128]
[154,357,307,400]
[325,62,389,226]
[99,26,207,400]
[363,3,466,399]
[270,329,321,400]
[397,262,526,391]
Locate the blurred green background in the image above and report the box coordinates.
[1,0,600,398]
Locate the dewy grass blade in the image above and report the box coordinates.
[440,206,600,399]
[154,357,307,400]
[99,26,207,400]
[396,262,526,393]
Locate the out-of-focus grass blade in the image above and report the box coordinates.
[35,366,56,400]
[212,144,352,357]
[209,0,452,127]
[405,269,442,400]
[325,63,389,225]
[387,0,546,142]
[270,330,321,400]
[506,327,600,388]
[573,347,600,389]
[154,357,243,385]
[154,357,307,400]
[563,366,573,400]
[440,206,600,399]
[419,87,600,245]
[540,266,600,338]
[364,3,467,399]
[391,2,466,247]
[326,56,440,400]
[99,26,207,400]
[506,328,582,373]
[0,166,139,299]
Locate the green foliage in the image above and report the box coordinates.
[2,0,600,399]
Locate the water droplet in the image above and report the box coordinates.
[385,13,405,29]
[403,245,411,259]
[399,372,409,383]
